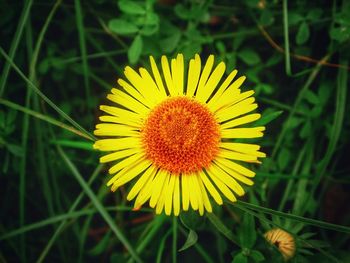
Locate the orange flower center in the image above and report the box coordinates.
[141,96,220,174]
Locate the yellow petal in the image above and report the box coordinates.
[109,88,149,114]
[181,174,190,210]
[99,148,140,163]
[197,174,212,213]
[199,171,223,205]
[94,123,139,137]
[156,172,170,214]
[221,127,265,139]
[149,169,168,208]
[206,167,237,202]
[161,55,176,96]
[127,165,157,201]
[108,152,144,174]
[218,149,258,162]
[149,56,167,97]
[214,161,254,186]
[188,174,199,210]
[173,176,180,216]
[110,159,152,191]
[196,61,225,103]
[208,69,238,105]
[165,174,176,215]
[195,55,214,101]
[221,113,261,130]
[93,137,141,151]
[215,157,256,178]
[186,54,201,97]
[210,163,245,196]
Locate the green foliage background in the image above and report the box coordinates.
[1,0,350,262]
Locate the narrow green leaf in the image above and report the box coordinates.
[254,110,283,126]
[178,229,198,252]
[108,19,139,35]
[296,21,310,45]
[207,213,239,245]
[50,139,94,150]
[118,0,145,15]
[128,35,143,64]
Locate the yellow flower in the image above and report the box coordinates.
[264,228,296,261]
[93,54,266,216]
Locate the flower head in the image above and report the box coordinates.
[93,54,266,216]
[264,228,296,261]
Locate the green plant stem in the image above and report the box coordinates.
[173,216,178,263]
[283,0,291,75]
[57,146,142,263]
[0,46,95,141]
[0,0,33,97]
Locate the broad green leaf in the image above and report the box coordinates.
[178,229,198,251]
[260,9,274,26]
[108,19,139,35]
[128,35,143,64]
[238,49,261,65]
[232,252,247,263]
[118,0,145,15]
[296,21,310,45]
[238,213,256,248]
[250,250,265,262]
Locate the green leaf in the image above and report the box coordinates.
[180,210,205,230]
[296,21,310,45]
[304,90,319,105]
[108,19,139,35]
[178,229,198,252]
[118,0,145,15]
[238,213,256,248]
[160,30,182,53]
[128,35,143,64]
[238,49,261,65]
[255,110,283,126]
[232,252,247,263]
[260,9,274,26]
[250,250,265,262]
[207,213,238,244]
[277,147,291,170]
[50,140,94,150]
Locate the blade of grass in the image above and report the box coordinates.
[283,0,291,75]
[127,215,166,263]
[173,216,178,263]
[74,0,91,107]
[0,46,95,141]
[0,206,138,241]
[156,229,172,263]
[0,0,33,97]
[304,60,348,217]
[36,163,102,263]
[207,213,240,245]
[234,201,350,234]
[0,99,94,141]
[57,146,142,263]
